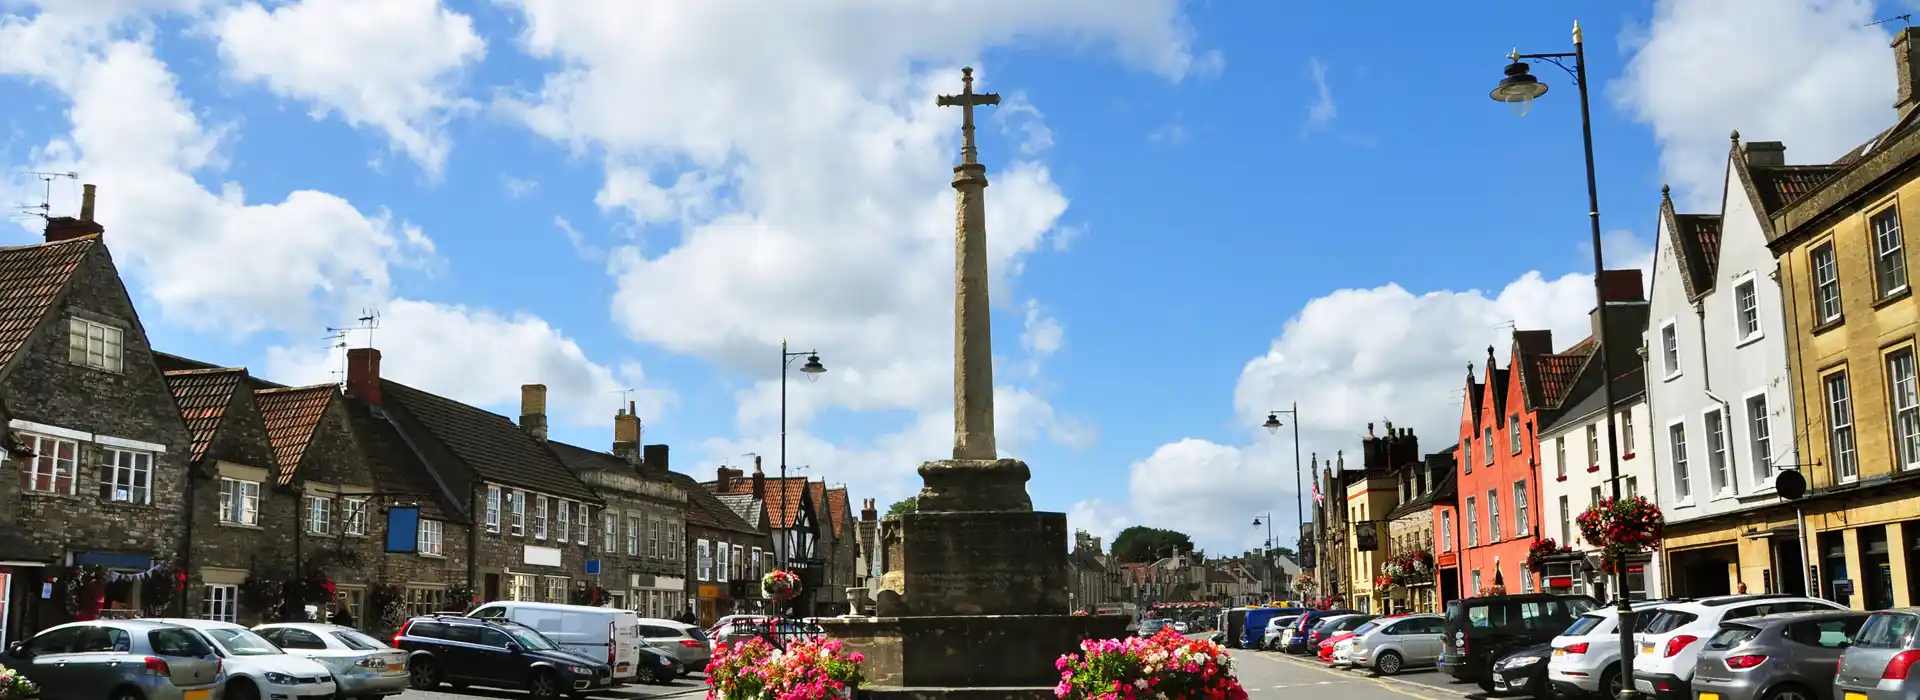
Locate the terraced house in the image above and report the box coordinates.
[542,392,689,617]
[677,465,771,625]
[707,464,825,615]
[1762,27,1920,611]
[0,203,194,645]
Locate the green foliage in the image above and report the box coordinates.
[885,496,918,516]
[1111,526,1195,563]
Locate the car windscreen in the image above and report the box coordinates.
[332,630,388,651]
[1563,615,1604,637]
[1705,625,1760,650]
[1644,610,1699,634]
[503,627,559,650]
[203,628,284,656]
[1348,620,1383,638]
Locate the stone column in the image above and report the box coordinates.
[951,161,996,461]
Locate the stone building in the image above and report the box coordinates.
[343,348,601,606]
[1312,453,1349,602]
[849,499,880,614]
[713,488,775,614]
[707,464,827,614]
[544,398,687,618]
[1385,445,1455,612]
[0,213,196,645]
[156,354,472,629]
[1068,530,1114,612]
[1345,423,1415,614]
[674,466,769,625]
[820,485,856,616]
[1762,27,1920,610]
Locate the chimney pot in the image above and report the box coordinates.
[45,184,104,243]
[520,384,549,442]
[1742,141,1787,168]
[346,348,382,405]
[612,403,641,463]
[80,184,96,222]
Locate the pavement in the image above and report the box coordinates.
[1227,647,1495,700]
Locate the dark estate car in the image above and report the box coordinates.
[393,615,629,699]
[1441,593,1598,692]
[1284,610,1362,654]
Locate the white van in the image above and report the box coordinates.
[467,601,645,684]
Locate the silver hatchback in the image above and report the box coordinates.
[1350,614,1446,675]
[1837,609,1920,700]
[3,620,225,700]
[1692,610,1869,700]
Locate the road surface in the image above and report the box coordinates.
[1230,648,1488,700]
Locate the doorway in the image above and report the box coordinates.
[1669,545,1737,598]
[1863,525,1894,610]
[1771,535,1807,596]
[1439,568,1460,604]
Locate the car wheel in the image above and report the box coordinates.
[527,670,562,700]
[1375,651,1404,676]
[408,659,439,690]
[1761,685,1816,700]
[226,679,260,700]
[1598,665,1621,700]
[1476,673,1495,693]
[635,662,659,685]
[110,688,144,700]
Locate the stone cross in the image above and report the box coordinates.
[938,67,1000,461]
[936,67,1000,165]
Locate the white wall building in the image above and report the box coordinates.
[1644,137,1806,598]
[1538,392,1661,600]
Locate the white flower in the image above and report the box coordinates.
[1135,680,1150,689]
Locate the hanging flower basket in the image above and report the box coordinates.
[1374,574,1397,593]
[1383,550,1435,587]
[1053,627,1249,700]
[762,569,801,602]
[1292,572,1316,593]
[63,565,108,618]
[367,583,408,630]
[1526,538,1574,573]
[0,661,39,700]
[705,635,864,699]
[569,586,612,607]
[1577,496,1665,574]
[445,584,478,613]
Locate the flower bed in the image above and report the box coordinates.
[705,635,864,699]
[1053,627,1249,700]
[1577,496,1665,574]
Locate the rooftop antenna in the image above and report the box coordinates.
[609,388,634,411]
[1868,13,1912,27]
[14,171,77,221]
[326,309,380,388]
[323,329,350,387]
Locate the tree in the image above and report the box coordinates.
[1268,546,1298,561]
[886,496,918,516]
[1111,526,1195,563]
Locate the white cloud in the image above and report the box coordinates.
[1019,299,1063,378]
[504,176,539,199]
[1304,57,1335,132]
[266,300,670,426]
[214,0,486,176]
[1614,0,1895,210]
[1098,268,1605,553]
[494,1,1210,491]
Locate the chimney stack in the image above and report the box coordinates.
[861,498,877,522]
[346,348,382,405]
[752,456,765,499]
[44,183,104,243]
[642,444,669,472]
[716,466,743,492]
[1742,141,1786,168]
[613,401,641,463]
[1896,28,1920,117]
[520,384,548,441]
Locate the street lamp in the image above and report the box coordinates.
[1252,514,1274,601]
[779,340,827,568]
[1261,403,1305,576]
[1488,21,1639,700]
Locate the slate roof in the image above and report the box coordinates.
[715,493,764,529]
[666,471,759,535]
[254,385,337,486]
[381,380,599,502]
[339,395,458,521]
[547,440,638,475]
[0,237,94,374]
[163,368,247,463]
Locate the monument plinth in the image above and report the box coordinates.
[818,68,1125,698]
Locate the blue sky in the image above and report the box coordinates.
[1,0,1908,553]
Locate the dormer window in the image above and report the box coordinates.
[68,318,123,372]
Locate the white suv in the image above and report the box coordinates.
[1630,595,1844,700]
[1546,601,1675,698]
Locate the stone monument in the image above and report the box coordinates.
[819,68,1126,699]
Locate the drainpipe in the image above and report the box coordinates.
[1638,345,1670,598]
[178,463,198,616]
[468,484,482,595]
[293,489,304,621]
[1695,299,1739,494]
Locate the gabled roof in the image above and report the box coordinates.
[254,385,337,486]
[0,237,94,375]
[381,380,599,503]
[715,493,764,530]
[547,440,639,476]
[827,488,850,537]
[665,470,759,536]
[1525,338,1595,412]
[809,482,830,534]
[340,394,460,521]
[163,367,247,463]
[710,475,813,529]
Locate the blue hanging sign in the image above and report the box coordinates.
[386,506,421,553]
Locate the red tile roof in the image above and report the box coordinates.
[255,384,337,486]
[827,488,850,537]
[712,475,813,529]
[1750,166,1842,214]
[163,368,246,463]
[0,237,93,374]
[810,482,830,533]
[1534,353,1589,409]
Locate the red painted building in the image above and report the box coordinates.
[1451,332,1563,597]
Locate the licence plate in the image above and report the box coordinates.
[1636,680,1655,693]
[1642,643,1655,654]
[617,663,630,672]
[1700,694,1720,700]
[1846,694,1868,700]
[1553,649,1565,657]
[185,691,210,700]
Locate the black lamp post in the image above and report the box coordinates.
[779,340,826,568]
[1252,513,1274,600]
[1489,21,1637,700]
[1262,403,1305,570]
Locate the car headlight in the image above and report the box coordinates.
[263,673,298,685]
[659,656,673,666]
[566,665,593,676]
[1504,655,1543,668]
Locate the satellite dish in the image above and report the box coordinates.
[1775,469,1807,500]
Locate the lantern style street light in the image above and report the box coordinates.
[1262,404,1305,567]
[778,340,827,567]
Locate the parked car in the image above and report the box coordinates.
[1689,610,1869,700]
[1332,636,1358,667]
[2,619,225,700]
[149,619,336,700]
[1441,593,1599,692]
[1632,595,1844,700]
[635,618,710,674]
[1546,600,1679,698]
[1174,621,1191,634]
[1285,610,1362,654]
[1350,614,1445,676]
[1317,617,1382,665]
[1262,615,1303,650]
[1489,643,1554,695]
[1835,608,1920,700]
[253,623,410,700]
[393,615,622,698]
[1307,614,1376,652]
[467,601,645,684]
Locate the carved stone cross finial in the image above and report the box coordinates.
[936,67,1001,165]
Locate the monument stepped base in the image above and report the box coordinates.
[820,614,1127,691]
[857,687,1057,700]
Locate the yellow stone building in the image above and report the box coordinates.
[1762,27,1920,610]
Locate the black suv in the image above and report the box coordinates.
[1440,593,1598,692]
[395,615,616,700]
